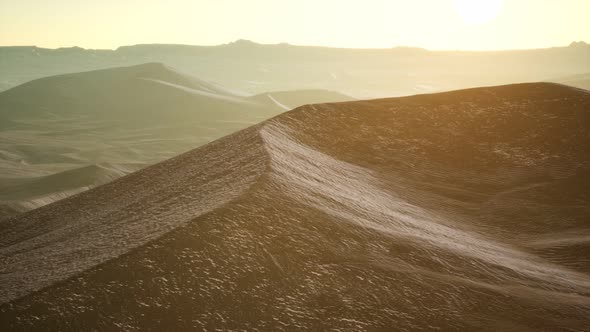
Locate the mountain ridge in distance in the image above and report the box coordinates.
[3,39,586,52]
[1,82,589,330]
[1,40,588,97]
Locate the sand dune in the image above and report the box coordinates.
[0,163,136,215]
[1,83,588,330]
[0,64,352,218]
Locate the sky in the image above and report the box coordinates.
[1,0,589,50]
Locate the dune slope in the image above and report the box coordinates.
[0,83,589,330]
[0,64,352,218]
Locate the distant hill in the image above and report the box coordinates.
[1,41,589,98]
[0,62,259,122]
[549,73,590,90]
[0,163,135,214]
[1,83,589,330]
[0,63,352,217]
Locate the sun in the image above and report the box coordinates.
[454,0,504,25]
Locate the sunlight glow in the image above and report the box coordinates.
[454,0,504,24]
[1,0,588,50]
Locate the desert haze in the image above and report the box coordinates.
[1,0,590,330]
[1,40,589,98]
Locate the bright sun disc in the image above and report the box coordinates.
[454,0,504,24]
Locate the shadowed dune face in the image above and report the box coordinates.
[1,83,589,330]
[0,64,352,218]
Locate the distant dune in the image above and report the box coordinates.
[549,73,590,91]
[1,41,589,98]
[0,63,352,218]
[0,163,135,214]
[1,83,588,330]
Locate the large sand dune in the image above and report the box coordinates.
[0,63,352,218]
[1,83,588,330]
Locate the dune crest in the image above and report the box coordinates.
[0,127,268,304]
[1,83,589,330]
[0,64,353,219]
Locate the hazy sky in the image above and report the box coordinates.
[1,0,589,50]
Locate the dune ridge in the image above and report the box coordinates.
[1,83,589,330]
[0,125,270,304]
[0,63,353,219]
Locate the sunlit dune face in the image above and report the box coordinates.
[454,0,504,24]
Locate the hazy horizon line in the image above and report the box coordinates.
[1,39,588,53]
